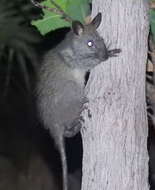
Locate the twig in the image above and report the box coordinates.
[150,1,155,9]
[50,0,72,22]
[31,0,73,23]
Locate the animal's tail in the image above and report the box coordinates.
[58,136,68,190]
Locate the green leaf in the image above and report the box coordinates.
[66,0,90,23]
[31,0,90,35]
[150,9,155,42]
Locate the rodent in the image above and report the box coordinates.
[36,12,121,190]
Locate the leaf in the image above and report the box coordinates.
[0,0,40,93]
[3,48,14,97]
[17,53,31,91]
[66,0,90,23]
[31,0,90,35]
[150,9,155,42]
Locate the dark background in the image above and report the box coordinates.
[0,0,154,189]
[0,1,82,189]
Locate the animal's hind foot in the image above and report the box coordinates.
[64,118,83,137]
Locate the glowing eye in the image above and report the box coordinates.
[87,41,93,47]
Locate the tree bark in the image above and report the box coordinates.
[81,0,149,190]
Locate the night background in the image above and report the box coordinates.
[0,0,82,189]
[0,0,155,190]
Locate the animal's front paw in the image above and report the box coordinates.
[82,97,89,104]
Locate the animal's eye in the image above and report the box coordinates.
[87,40,93,47]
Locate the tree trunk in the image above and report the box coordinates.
[81,0,149,190]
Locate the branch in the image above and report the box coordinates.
[31,0,73,23]
[149,1,155,9]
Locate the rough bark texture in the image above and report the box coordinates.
[81,0,149,190]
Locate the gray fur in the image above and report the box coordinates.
[36,13,120,190]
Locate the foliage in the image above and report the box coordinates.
[150,0,155,41]
[0,0,40,95]
[150,9,155,42]
[31,0,91,35]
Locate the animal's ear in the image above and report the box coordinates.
[72,21,84,36]
[91,12,102,29]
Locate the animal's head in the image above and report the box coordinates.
[70,13,121,70]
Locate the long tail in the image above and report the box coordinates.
[58,136,68,190]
